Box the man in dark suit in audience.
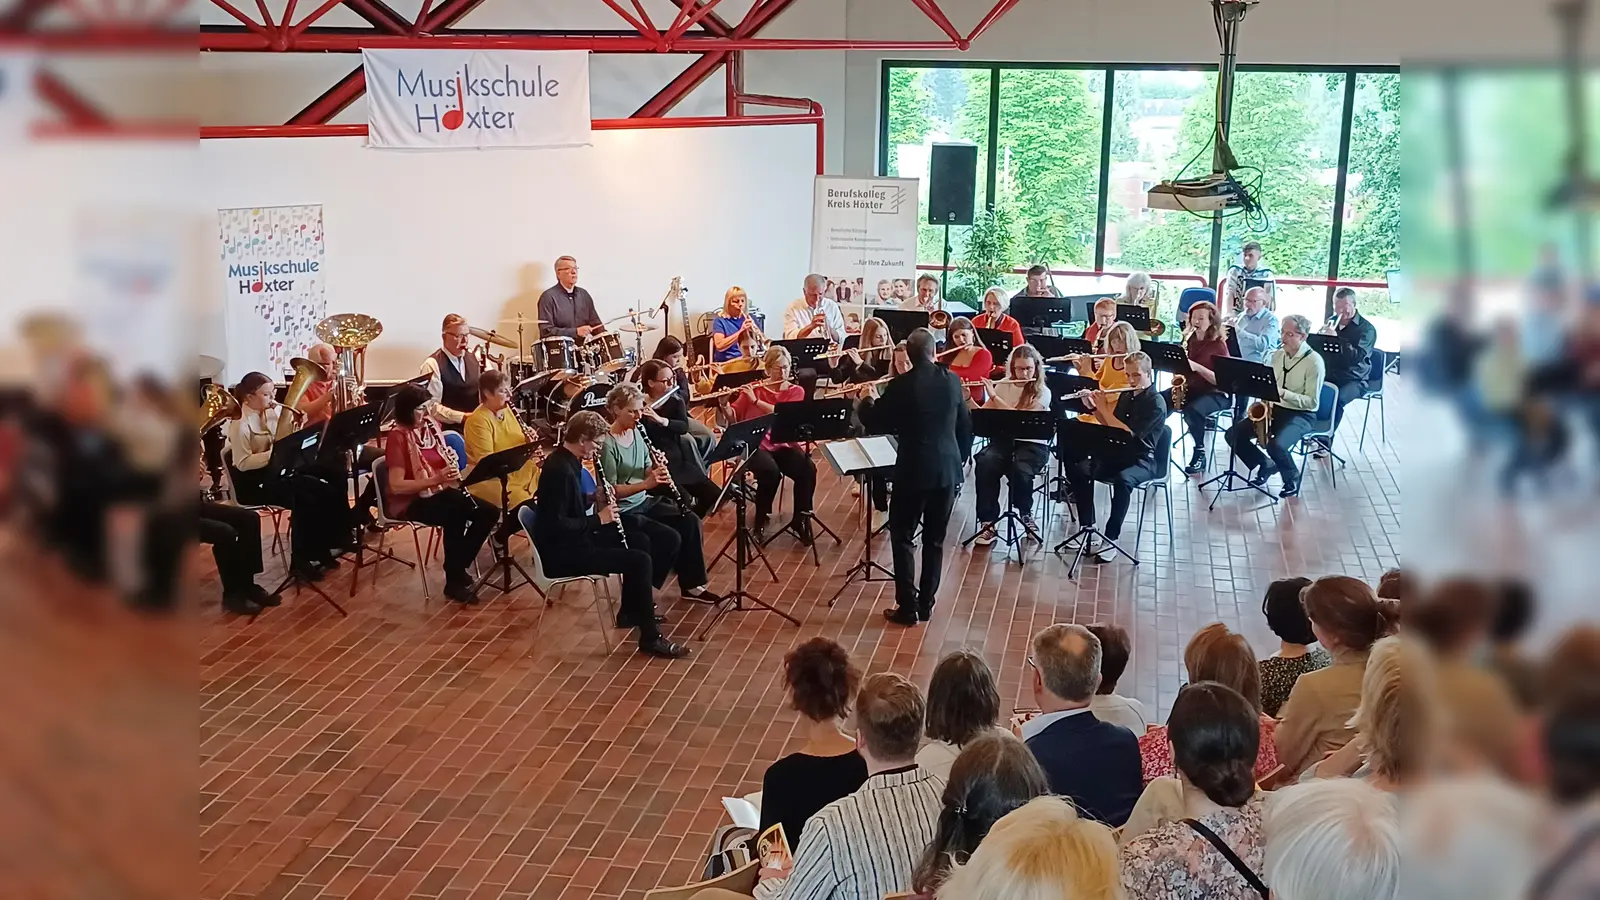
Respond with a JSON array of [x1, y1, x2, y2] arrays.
[[1021, 623, 1143, 827], [866, 327, 971, 627]]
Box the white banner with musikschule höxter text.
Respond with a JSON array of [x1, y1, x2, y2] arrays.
[[362, 49, 591, 150]]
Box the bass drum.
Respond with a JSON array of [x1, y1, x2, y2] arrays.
[[539, 376, 613, 426]]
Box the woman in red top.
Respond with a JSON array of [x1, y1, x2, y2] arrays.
[[1139, 623, 1280, 785], [721, 346, 817, 543], [974, 288, 1027, 363], [941, 316, 994, 406], [1164, 299, 1232, 475], [384, 384, 498, 604]]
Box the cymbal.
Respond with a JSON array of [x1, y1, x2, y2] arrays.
[[612, 324, 653, 334], [498, 315, 549, 326], [468, 326, 518, 349]]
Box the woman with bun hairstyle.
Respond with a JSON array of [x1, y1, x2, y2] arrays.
[[1275, 575, 1400, 779], [1121, 682, 1268, 900]]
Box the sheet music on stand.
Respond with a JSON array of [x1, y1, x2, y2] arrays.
[[822, 435, 897, 476]]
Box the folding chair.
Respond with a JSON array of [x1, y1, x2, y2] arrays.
[[369, 456, 443, 601], [1356, 347, 1388, 450], [517, 505, 620, 652], [1132, 425, 1175, 560], [1292, 383, 1345, 490]]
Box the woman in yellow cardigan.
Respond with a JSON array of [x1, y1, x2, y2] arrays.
[[463, 369, 540, 535]]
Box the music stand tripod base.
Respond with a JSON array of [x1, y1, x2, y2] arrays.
[[463, 443, 542, 599], [266, 425, 349, 616], [697, 449, 800, 640], [827, 471, 898, 607], [1052, 525, 1138, 581], [1200, 356, 1283, 510]]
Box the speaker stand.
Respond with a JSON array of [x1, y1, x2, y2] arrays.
[[939, 222, 952, 298]]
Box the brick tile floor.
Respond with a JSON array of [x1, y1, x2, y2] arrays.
[[197, 421, 1399, 900]]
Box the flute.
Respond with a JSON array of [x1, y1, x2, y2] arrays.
[[935, 345, 968, 360], [1045, 352, 1124, 363], [822, 375, 893, 399], [961, 377, 1032, 388], [694, 378, 787, 404], [1067, 386, 1140, 399]]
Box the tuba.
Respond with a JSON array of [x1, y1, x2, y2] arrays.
[[199, 383, 240, 434], [929, 309, 952, 329], [316, 313, 383, 411], [1248, 400, 1273, 446], [275, 356, 327, 440]]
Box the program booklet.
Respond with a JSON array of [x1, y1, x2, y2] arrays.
[[756, 822, 793, 870]]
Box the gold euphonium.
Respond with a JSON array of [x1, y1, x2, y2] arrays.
[[929, 309, 952, 329], [275, 356, 328, 440], [1248, 400, 1273, 446], [199, 383, 240, 434], [316, 313, 383, 411]]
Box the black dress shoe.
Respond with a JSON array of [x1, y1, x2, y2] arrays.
[[1183, 451, 1207, 476], [916, 606, 933, 622], [222, 593, 263, 616], [1279, 482, 1301, 498], [883, 608, 919, 627], [1249, 464, 1278, 487], [443, 582, 479, 605], [682, 588, 725, 605], [788, 517, 814, 545], [246, 584, 282, 607], [638, 636, 690, 659], [290, 561, 326, 582]]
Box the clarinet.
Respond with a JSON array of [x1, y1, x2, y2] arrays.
[[594, 464, 629, 548], [637, 425, 691, 507]]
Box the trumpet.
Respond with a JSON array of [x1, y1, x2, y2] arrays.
[[1248, 400, 1273, 445], [1321, 314, 1341, 334], [1143, 319, 1167, 338], [929, 309, 952, 329]]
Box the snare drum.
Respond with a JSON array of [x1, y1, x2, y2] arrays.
[[598, 344, 637, 376], [504, 355, 543, 385], [539, 376, 612, 425], [534, 336, 578, 373]]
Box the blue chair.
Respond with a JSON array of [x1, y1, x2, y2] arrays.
[[1176, 287, 1216, 324], [1292, 383, 1346, 490], [442, 429, 466, 467], [517, 504, 619, 652], [1132, 425, 1175, 562], [1356, 347, 1387, 451]]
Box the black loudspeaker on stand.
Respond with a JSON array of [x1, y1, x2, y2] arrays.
[[929, 142, 978, 297]]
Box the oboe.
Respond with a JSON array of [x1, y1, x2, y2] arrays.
[[595, 465, 629, 548], [636, 425, 690, 507]]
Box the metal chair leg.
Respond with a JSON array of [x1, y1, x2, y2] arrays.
[[411, 529, 430, 601], [1134, 488, 1150, 557], [1164, 483, 1174, 549], [1360, 399, 1373, 451]]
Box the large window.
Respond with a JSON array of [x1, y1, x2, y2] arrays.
[[880, 62, 1401, 319]]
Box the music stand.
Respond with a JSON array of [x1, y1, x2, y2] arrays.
[[962, 409, 1055, 563], [1117, 303, 1152, 332], [1050, 418, 1141, 580], [762, 399, 848, 560], [1307, 334, 1345, 364], [318, 401, 406, 581], [874, 309, 931, 342], [977, 328, 1014, 363], [1142, 340, 1191, 394], [698, 415, 800, 640], [774, 338, 833, 378], [1199, 356, 1281, 509], [462, 442, 541, 597], [1010, 296, 1075, 331], [820, 435, 900, 606], [706, 415, 778, 583], [265, 425, 347, 615]]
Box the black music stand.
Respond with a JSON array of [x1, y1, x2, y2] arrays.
[[706, 415, 779, 583], [820, 435, 900, 606], [1199, 356, 1280, 509], [1307, 334, 1346, 366], [763, 399, 848, 561], [962, 409, 1055, 563], [1142, 340, 1191, 395], [463, 442, 541, 598], [265, 425, 347, 615], [1010, 296, 1076, 331], [874, 308, 931, 342], [1051, 418, 1141, 580], [320, 401, 410, 582], [774, 338, 833, 379], [699, 415, 800, 639], [977, 327, 1014, 363], [1117, 303, 1152, 333]]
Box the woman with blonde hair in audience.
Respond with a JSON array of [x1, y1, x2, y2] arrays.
[[909, 732, 1050, 899], [1303, 635, 1440, 790], [1276, 575, 1400, 779], [756, 637, 867, 851], [1405, 578, 1522, 774], [916, 649, 1007, 781], [1121, 682, 1268, 898], [1138, 623, 1279, 785], [935, 796, 1123, 900], [1264, 779, 1400, 900]]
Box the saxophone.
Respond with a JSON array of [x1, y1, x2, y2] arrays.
[[1248, 400, 1273, 446]]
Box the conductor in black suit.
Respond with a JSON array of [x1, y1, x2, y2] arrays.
[[866, 328, 972, 626]]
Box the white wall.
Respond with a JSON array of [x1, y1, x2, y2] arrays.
[[201, 124, 816, 382]]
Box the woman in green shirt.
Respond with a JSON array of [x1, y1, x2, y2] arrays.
[[601, 383, 723, 605]]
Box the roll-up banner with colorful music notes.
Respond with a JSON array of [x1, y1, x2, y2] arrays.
[[362, 49, 592, 151], [218, 205, 326, 382]]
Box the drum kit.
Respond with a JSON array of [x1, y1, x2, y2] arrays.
[[473, 310, 655, 438]]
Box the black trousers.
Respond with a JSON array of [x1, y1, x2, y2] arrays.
[[622, 496, 709, 590], [1064, 456, 1160, 541], [198, 501, 265, 593], [233, 467, 349, 567], [975, 439, 1049, 522], [889, 483, 957, 614], [403, 488, 497, 584], [1224, 408, 1316, 484], [1330, 378, 1366, 432], [748, 446, 816, 518], [539, 531, 660, 643], [868, 472, 890, 512], [1160, 390, 1231, 450]]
